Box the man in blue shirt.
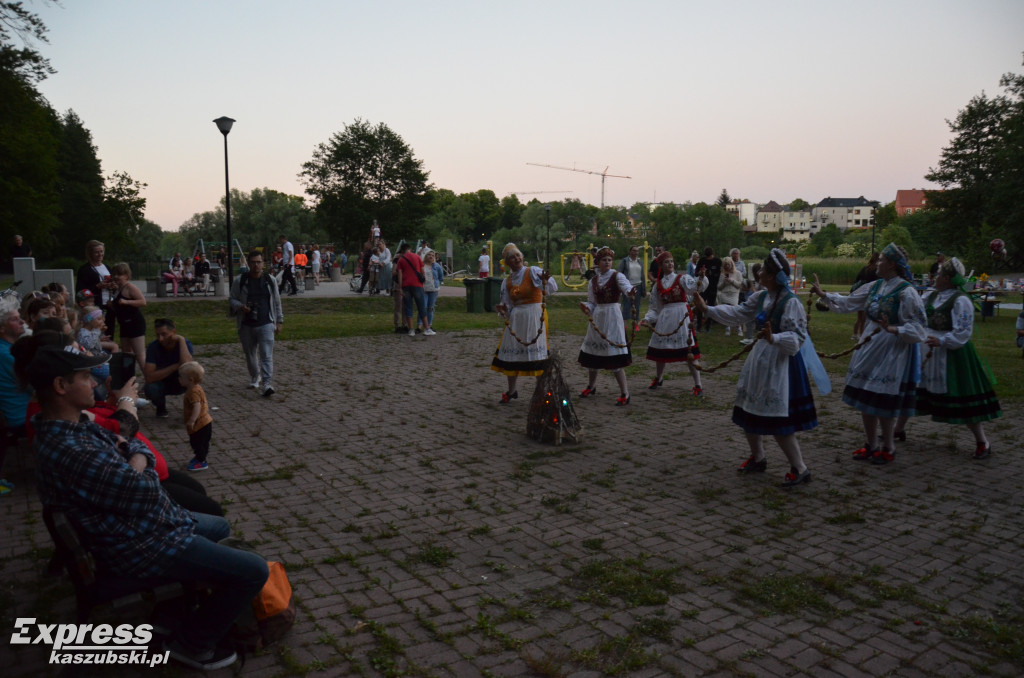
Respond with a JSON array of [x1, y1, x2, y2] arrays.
[[29, 344, 267, 670], [143, 318, 194, 418]]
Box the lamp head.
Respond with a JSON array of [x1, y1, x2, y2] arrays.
[[213, 116, 235, 135]]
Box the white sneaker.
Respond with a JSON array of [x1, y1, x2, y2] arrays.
[[740, 338, 753, 345], [408, 329, 415, 336], [423, 329, 436, 336], [249, 380, 260, 389], [725, 327, 731, 336], [134, 398, 151, 409]]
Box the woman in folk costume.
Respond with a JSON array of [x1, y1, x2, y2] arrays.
[[641, 250, 708, 396], [810, 242, 927, 465], [578, 247, 637, 405], [906, 257, 1001, 458], [491, 243, 557, 404], [692, 249, 826, 487]]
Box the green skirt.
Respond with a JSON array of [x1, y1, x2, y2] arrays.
[[916, 341, 1002, 424]]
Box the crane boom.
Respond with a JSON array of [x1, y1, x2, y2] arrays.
[[526, 162, 631, 208]]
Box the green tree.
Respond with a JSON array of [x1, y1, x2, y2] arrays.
[[788, 198, 810, 211], [55, 110, 106, 258], [925, 56, 1024, 254], [299, 118, 431, 248], [177, 188, 313, 255], [716, 188, 731, 209], [102, 170, 147, 257], [0, 1, 60, 261], [879, 224, 918, 258]]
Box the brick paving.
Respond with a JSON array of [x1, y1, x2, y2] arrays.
[[2, 298, 1022, 676]]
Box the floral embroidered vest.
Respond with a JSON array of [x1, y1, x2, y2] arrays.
[[508, 270, 542, 305], [656, 275, 688, 304], [925, 291, 965, 332], [592, 272, 623, 304], [865, 279, 911, 325]]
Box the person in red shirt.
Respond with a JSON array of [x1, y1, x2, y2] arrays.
[[394, 243, 432, 336]]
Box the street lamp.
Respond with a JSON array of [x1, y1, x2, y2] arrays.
[[213, 116, 235, 282]]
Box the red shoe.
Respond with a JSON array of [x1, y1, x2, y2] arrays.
[[737, 456, 767, 474], [852, 446, 875, 461], [500, 391, 518, 404], [692, 386, 703, 397], [580, 387, 596, 398], [648, 378, 663, 390], [972, 443, 991, 460], [615, 394, 630, 406], [870, 448, 895, 465]]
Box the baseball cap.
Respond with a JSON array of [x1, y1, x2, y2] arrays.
[[75, 289, 94, 304], [28, 345, 109, 392]]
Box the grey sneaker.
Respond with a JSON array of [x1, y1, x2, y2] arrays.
[[262, 385, 275, 397]]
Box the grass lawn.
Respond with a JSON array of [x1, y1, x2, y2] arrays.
[[150, 289, 1023, 403]]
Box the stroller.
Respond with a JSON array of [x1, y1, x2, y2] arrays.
[[349, 263, 380, 295]]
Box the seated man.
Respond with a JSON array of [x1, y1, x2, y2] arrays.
[[28, 345, 267, 670], [194, 252, 212, 293], [143, 318, 194, 418]]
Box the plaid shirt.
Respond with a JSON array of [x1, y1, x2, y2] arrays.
[[32, 414, 196, 578]]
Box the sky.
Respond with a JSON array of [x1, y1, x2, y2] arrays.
[[25, 0, 1024, 231]]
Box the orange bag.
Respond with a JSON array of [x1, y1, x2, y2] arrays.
[[253, 561, 292, 619]]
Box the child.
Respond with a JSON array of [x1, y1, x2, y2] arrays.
[[77, 306, 120, 354], [179, 361, 213, 471]]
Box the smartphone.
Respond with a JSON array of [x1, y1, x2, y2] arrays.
[[109, 353, 137, 390]]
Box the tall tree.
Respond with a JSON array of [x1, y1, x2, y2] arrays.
[[0, 0, 60, 261], [55, 110, 106, 258], [925, 56, 1024, 255], [716, 188, 731, 209], [299, 118, 431, 248]]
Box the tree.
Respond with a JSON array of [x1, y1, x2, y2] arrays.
[[788, 198, 810, 212], [0, 1, 60, 262], [177, 188, 313, 254], [716, 188, 731, 209], [102, 170, 147, 256], [874, 201, 897, 231], [54, 110, 106, 258], [299, 119, 431, 248], [925, 56, 1024, 255]]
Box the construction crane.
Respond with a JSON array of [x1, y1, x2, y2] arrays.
[[506, 190, 574, 197], [526, 163, 631, 209]]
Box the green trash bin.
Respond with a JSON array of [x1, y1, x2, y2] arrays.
[[464, 278, 485, 313], [483, 276, 503, 312]]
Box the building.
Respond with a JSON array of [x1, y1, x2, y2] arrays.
[[895, 189, 927, 216], [811, 196, 878, 231], [756, 201, 814, 241], [725, 199, 758, 227]]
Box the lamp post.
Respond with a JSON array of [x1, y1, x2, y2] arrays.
[[213, 116, 236, 282], [544, 204, 551, 273]]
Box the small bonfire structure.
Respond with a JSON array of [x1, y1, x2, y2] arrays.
[[527, 354, 582, 445]]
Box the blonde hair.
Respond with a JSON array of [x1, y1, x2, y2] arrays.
[[110, 262, 132, 278], [179, 361, 204, 384]]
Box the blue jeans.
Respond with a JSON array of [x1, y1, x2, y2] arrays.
[[145, 378, 185, 414], [424, 291, 438, 325], [160, 513, 269, 654], [402, 286, 426, 323], [238, 323, 275, 387], [621, 294, 643, 325]]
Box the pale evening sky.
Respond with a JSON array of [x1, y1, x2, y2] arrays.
[[28, 0, 1024, 231]]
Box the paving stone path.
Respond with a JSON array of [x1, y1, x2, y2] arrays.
[[2, 328, 1021, 677]]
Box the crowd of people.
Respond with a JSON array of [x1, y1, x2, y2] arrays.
[[0, 229, 1011, 671]]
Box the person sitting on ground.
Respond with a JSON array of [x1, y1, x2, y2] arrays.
[[143, 318, 194, 418], [27, 343, 266, 671], [26, 297, 57, 331]]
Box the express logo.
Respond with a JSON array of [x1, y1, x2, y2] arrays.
[[11, 618, 168, 667]]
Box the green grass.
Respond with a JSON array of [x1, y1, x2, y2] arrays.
[[91, 288, 1024, 403]]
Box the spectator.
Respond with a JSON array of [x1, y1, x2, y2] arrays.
[[717, 257, 744, 336], [395, 243, 431, 336], [77, 306, 119, 355], [10, 234, 31, 259], [356, 242, 373, 293], [618, 245, 646, 329], [229, 250, 282, 397], [421, 249, 443, 332], [0, 298, 29, 495], [697, 247, 723, 332], [163, 254, 184, 297], [143, 318, 194, 418], [338, 248, 348, 275], [478, 246, 491, 278], [109, 262, 148, 370], [75, 240, 117, 334], [278, 235, 297, 296], [729, 248, 748, 304], [26, 297, 57, 330], [311, 244, 322, 285], [181, 258, 196, 294], [647, 246, 665, 285], [294, 246, 308, 290], [376, 239, 393, 294], [27, 344, 267, 670], [371, 220, 381, 241], [686, 250, 700, 277], [195, 252, 212, 293], [271, 244, 283, 272], [929, 251, 947, 281]]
